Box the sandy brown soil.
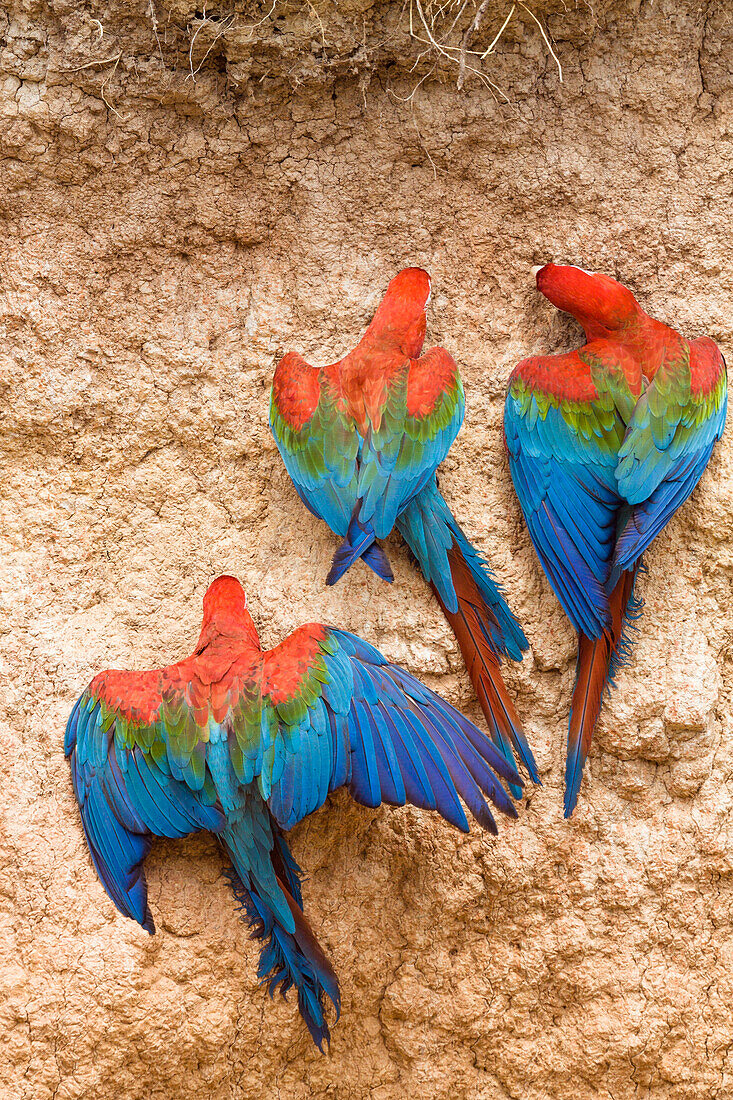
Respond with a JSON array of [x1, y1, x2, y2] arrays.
[[1, 0, 732, 1096]]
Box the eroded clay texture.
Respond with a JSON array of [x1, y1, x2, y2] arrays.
[[1, 0, 732, 1096]]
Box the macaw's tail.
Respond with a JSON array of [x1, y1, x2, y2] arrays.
[[326, 501, 393, 586], [396, 478, 538, 796], [565, 565, 643, 818], [224, 823, 340, 1051]]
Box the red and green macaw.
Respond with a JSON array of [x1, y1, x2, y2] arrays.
[[65, 575, 523, 1050], [270, 268, 539, 795], [504, 263, 727, 817]]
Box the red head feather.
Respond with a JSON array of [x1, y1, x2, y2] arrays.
[[197, 575, 260, 649], [364, 267, 431, 357], [536, 263, 644, 341]]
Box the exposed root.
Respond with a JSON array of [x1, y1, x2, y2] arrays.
[[53, 0, 564, 100], [56, 49, 127, 119], [147, 0, 166, 71], [404, 0, 563, 94], [58, 52, 122, 73], [304, 0, 327, 49], [411, 105, 439, 178], [518, 1, 563, 81], [100, 52, 126, 119], [457, 0, 492, 90], [188, 5, 238, 82], [243, 0, 278, 36]]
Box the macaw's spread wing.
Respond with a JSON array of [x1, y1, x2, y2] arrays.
[[504, 350, 630, 640], [270, 351, 359, 537], [614, 337, 727, 573], [357, 347, 465, 538], [64, 667, 226, 932], [261, 624, 520, 835]]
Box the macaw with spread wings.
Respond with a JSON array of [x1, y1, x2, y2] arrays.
[[65, 576, 524, 1049], [270, 268, 539, 794], [504, 263, 727, 816]]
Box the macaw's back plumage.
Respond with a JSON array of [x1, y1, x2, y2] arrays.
[[270, 269, 539, 791], [65, 575, 524, 1049], [505, 263, 727, 816]]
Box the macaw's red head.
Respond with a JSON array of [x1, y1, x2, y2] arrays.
[[535, 263, 644, 341], [366, 267, 432, 357], [198, 575, 260, 648]]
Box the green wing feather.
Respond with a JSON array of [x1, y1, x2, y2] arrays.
[[613, 337, 727, 574], [616, 339, 726, 503], [270, 378, 359, 537], [360, 350, 465, 538]]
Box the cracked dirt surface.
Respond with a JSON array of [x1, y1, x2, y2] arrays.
[[1, 0, 733, 1096]]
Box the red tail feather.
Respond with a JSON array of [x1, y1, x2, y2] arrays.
[[431, 544, 538, 785], [565, 568, 639, 816]]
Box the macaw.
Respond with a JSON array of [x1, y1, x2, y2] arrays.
[[270, 268, 539, 795], [65, 575, 524, 1050], [504, 263, 727, 817]]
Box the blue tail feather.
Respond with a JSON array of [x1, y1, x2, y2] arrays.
[[396, 478, 528, 661], [396, 477, 538, 786], [326, 501, 393, 585], [224, 832, 340, 1052]]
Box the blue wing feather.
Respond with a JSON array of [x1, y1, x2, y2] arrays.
[[504, 390, 622, 639], [264, 628, 520, 834], [612, 378, 726, 577], [368, 707, 408, 805], [65, 686, 226, 933]]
